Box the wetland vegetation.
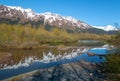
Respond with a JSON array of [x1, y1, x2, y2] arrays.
[[0, 23, 111, 49]]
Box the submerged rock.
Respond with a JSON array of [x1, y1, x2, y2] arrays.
[[19, 60, 106, 81]]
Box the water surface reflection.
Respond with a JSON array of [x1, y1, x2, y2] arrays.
[[0, 40, 113, 80]]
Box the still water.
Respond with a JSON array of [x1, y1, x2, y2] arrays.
[[0, 41, 113, 80]]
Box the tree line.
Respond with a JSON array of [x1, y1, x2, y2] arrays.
[[0, 23, 111, 48]]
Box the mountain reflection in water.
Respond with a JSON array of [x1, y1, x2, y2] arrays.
[[1, 47, 89, 70], [0, 44, 114, 80]]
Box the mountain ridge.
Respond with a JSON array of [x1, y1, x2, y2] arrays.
[[0, 5, 118, 34], [93, 25, 117, 31], [0, 5, 91, 29]]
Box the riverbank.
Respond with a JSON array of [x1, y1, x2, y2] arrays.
[[4, 60, 106, 81]]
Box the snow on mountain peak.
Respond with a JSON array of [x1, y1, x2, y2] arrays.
[[7, 5, 36, 19], [7, 6, 30, 12], [40, 12, 79, 22], [40, 12, 62, 22], [63, 16, 78, 23], [93, 25, 118, 31], [39, 12, 90, 28], [7, 6, 23, 10], [0, 5, 91, 29]]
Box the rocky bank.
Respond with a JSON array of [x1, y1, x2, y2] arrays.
[[15, 60, 106, 81]]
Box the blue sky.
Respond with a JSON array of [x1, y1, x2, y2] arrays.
[[0, 0, 120, 26]]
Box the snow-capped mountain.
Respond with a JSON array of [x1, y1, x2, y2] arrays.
[[0, 5, 91, 30], [40, 12, 90, 29], [93, 25, 118, 31], [7, 6, 36, 19], [0, 5, 118, 34]]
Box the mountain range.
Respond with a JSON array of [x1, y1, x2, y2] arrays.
[[0, 5, 118, 34]]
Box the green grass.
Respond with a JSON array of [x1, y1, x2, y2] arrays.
[[103, 51, 120, 80]]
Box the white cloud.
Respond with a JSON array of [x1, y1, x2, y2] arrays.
[[93, 25, 118, 31]]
